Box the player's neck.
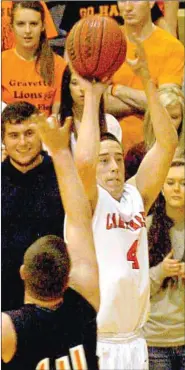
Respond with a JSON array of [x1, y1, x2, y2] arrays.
[[125, 22, 154, 42], [166, 204, 185, 224], [24, 291, 64, 310], [15, 46, 37, 61]]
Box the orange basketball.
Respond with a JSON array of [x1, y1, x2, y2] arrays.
[[66, 15, 127, 80]]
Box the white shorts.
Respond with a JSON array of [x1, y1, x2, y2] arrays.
[[97, 337, 148, 370]]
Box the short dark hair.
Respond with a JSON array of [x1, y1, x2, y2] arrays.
[[100, 131, 123, 150], [23, 235, 71, 300], [1, 101, 39, 140]]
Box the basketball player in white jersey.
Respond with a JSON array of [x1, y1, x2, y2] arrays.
[[71, 36, 178, 369]]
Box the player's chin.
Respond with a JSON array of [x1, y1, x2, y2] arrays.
[[107, 186, 123, 201], [112, 191, 122, 201]]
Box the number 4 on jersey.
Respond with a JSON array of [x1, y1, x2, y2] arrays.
[[127, 239, 139, 269]]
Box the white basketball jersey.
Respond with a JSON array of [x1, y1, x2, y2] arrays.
[[93, 184, 150, 337]]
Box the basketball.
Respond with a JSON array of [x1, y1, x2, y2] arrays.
[[66, 15, 127, 80]]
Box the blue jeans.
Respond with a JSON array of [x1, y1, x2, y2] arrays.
[[148, 345, 185, 370]]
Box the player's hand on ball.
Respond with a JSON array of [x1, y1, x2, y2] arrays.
[[69, 65, 110, 100], [66, 15, 126, 81], [161, 250, 181, 278], [126, 33, 150, 80], [34, 113, 72, 155]]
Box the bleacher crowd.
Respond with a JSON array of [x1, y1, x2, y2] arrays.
[[1, 2, 185, 370]]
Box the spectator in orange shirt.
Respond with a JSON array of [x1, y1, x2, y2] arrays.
[[1, 1, 58, 51], [2, 1, 66, 117], [104, 1, 184, 154]]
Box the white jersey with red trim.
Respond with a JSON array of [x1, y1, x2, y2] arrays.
[[93, 184, 150, 338]]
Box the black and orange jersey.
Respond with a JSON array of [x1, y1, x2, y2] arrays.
[[3, 288, 98, 370]]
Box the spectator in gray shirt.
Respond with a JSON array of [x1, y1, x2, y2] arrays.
[[142, 158, 185, 370]]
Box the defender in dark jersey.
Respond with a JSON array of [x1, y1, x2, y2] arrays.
[[2, 116, 100, 370]]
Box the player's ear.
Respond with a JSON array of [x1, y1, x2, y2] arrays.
[[20, 265, 26, 281], [149, 1, 155, 9]]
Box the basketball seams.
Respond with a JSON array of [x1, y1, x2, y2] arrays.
[[79, 18, 89, 76], [97, 17, 113, 78], [95, 17, 126, 79], [102, 31, 126, 79], [67, 19, 87, 76], [66, 15, 127, 80], [90, 17, 105, 77], [66, 24, 76, 62]]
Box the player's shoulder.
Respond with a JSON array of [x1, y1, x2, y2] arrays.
[[123, 182, 141, 198], [64, 288, 97, 319], [5, 305, 37, 330], [121, 183, 145, 213], [6, 304, 37, 317], [63, 289, 97, 332]]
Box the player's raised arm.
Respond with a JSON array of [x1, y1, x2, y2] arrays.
[[74, 76, 108, 211], [126, 36, 178, 214], [37, 115, 99, 310]]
